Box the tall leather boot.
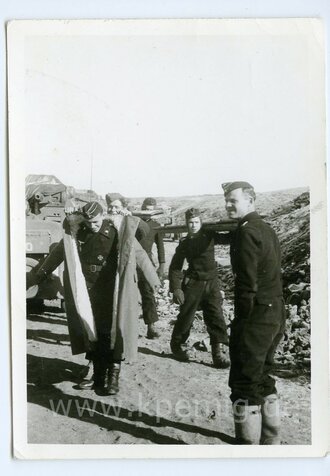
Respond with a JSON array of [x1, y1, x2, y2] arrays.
[[260, 393, 281, 445], [105, 363, 121, 395], [233, 404, 262, 444], [77, 360, 93, 388], [78, 358, 105, 390]]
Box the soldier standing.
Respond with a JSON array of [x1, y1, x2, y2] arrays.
[[137, 197, 166, 339], [222, 181, 286, 445], [169, 208, 230, 368], [105, 192, 150, 242], [26, 201, 159, 395]]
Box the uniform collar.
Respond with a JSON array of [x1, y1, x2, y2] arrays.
[[187, 229, 203, 239], [238, 211, 260, 226], [98, 219, 114, 238]]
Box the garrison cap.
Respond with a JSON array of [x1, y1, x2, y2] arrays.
[[222, 181, 254, 195], [105, 192, 127, 207], [142, 197, 157, 209], [82, 201, 103, 219], [185, 207, 201, 220]]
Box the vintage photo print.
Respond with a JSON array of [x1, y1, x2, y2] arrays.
[[8, 19, 328, 458]]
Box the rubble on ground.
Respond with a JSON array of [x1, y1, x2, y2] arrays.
[[268, 192, 310, 369], [153, 191, 310, 372]]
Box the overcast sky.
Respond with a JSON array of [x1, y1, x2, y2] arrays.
[[22, 20, 324, 198]]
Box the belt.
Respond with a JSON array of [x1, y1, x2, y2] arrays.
[[84, 264, 104, 273]]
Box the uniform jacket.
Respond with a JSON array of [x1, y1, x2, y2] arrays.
[[169, 229, 228, 291], [230, 211, 283, 315], [139, 218, 166, 264]]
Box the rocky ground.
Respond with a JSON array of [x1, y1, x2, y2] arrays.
[[27, 294, 310, 445], [26, 188, 311, 445], [214, 191, 311, 372]]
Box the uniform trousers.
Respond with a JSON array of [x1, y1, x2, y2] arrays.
[[171, 277, 229, 346], [229, 296, 286, 405], [137, 267, 158, 324], [85, 284, 121, 383]]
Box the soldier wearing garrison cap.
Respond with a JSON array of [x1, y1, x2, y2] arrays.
[[185, 207, 201, 219], [105, 192, 129, 211], [135, 196, 166, 339], [26, 201, 119, 393], [221, 181, 285, 445], [142, 197, 157, 208], [26, 200, 160, 396], [221, 181, 255, 196], [105, 192, 149, 242], [81, 200, 103, 219], [168, 207, 230, 367]]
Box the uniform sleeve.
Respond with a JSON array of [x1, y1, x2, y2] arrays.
[[134, 239, 161, 288], [104, 225, 118, 249], [135, 218, 150, 242], [169, 241, 186, 292], [105, 227, 118, 267], [154, 230, 166, 264], [38, 239, 65, 276], [235, 226, 261, 297]]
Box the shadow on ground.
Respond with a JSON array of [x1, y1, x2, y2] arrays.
[[27, 353, 235, 445]]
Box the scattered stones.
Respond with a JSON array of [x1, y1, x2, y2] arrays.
[[153, 191, 310, 372]]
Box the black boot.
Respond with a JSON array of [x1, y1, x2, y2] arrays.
[[170, 340, 192, 362], [105, 363, 121, 395], [77, 360, 94, 389], [78, 359, 106, 390], [211, 342, 230, 369]]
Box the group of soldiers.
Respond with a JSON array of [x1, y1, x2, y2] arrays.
[[26, 181, 285, 446]]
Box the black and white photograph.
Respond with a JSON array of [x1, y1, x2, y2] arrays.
[[8, 18, 328, 458]]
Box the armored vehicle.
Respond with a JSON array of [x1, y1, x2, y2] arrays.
[[25, 174, 100, 304]]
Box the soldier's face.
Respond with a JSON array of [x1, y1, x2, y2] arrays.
[[108, 199, 124, 215], [85, 214, 103, 233], [144, 205, 155, 211], [187, 217, 202, 235], [225, 188, 252, 219]]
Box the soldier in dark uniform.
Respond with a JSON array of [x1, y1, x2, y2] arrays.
[[138, 197, 166, 339], [26, 201, 121, 395], [105, 192, 150, 242], [222, 181, 286, 445], [169, 208, 230, 368]]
